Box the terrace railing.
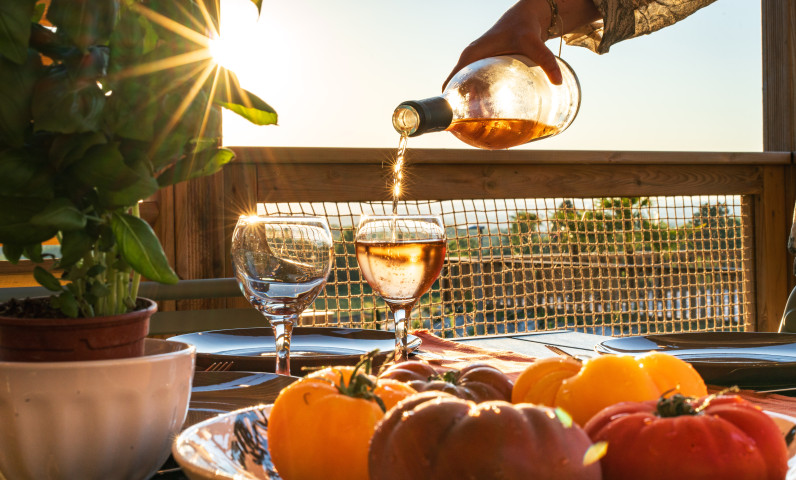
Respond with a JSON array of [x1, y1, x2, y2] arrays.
[[145, 147, 793, 337], [1, 147, 792, 336]]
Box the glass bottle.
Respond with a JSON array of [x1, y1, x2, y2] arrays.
[[392, 55, 580, 150]]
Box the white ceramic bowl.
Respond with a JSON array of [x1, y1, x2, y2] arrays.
[[0, 338, 195, 480]]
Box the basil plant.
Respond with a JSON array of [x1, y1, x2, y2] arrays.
[[0, 0, 276, 317]]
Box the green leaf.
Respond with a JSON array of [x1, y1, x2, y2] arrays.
[[104, 80, 158, 141], [100, 175, 158, 208], [34, 265, 63, 291], [2, 243, 23, 263], [49, 132, 108, 169], [47, 0, 119, 49], [30, 198, 87, 231], [110, 212, 178, 284], [31, 3, 45, 22], [68, 142, 139, 191], [215, 88, 278, 126], [214, 69, 277, 126], [157, 147, 235, 186], [32, 65, 106, 133], [86, 264, 105, 277], [0, 0, 36, 65], [0, 196, 57, 244], [0, 51, 41, 147], [97, 149, 158, 208], [56, 290, 78, 317], [249, 0, 263, 14], [0, 147, 53, 197], [24, 243, 43, 263], [90, 280, 110, 298], [58, 229, 92, 268]]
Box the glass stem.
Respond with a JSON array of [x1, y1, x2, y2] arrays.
[[271, 316, 295, 376], [393, 308, 409, 362]]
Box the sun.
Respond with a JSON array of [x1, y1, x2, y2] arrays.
[[208, 0, 261, 74]]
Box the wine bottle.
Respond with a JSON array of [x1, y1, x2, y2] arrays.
[[392, 55, 580, 150]]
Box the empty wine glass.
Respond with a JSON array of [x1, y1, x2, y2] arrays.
[[355, 214, 446, 362], [231, 215, 333, 376]]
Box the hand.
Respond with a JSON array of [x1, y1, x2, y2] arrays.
[[443, 0, 562, 89]]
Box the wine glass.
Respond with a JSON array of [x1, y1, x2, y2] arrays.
[[231, 215, 333, 376], [355, 214, 446, 362]]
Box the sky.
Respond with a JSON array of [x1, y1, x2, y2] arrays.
[[214, 0, 762, 152]]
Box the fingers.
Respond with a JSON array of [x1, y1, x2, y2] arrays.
[[533, 43, 563, 85], [443, 39, 563, 90]]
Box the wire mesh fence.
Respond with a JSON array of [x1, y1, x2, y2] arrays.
[[258, 194, 751, 338]]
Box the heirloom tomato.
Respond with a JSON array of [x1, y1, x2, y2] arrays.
[[369, 391, 602, 480], [267, 362, 415, 480], [379, 360, 513, 402], [584, 394, 789, 480], [513, 352, 707, 426]]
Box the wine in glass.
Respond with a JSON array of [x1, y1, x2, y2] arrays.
[[355, 214, 446, 362], [231, 215, 333, 376]]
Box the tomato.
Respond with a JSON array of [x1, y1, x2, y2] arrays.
[[369, 391, 601, 480], [267, 362, 415, 480], [584, 394, 789, 480], [379, 360, 513, 402], [512, 356, 582, 405], [513, 352, 707, 426]]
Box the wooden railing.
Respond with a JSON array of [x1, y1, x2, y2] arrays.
[[152, 147, 793, 333], [1, 147, 792, 333]]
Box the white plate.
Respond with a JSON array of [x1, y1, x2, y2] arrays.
[[173, 404, 796, 480]]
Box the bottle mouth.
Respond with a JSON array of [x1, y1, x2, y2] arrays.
[[392, 105, 420, 135], [392, 98, 453, 137]]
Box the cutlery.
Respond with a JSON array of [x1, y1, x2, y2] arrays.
[[203, 361, 234, 372], [544, 344, 583, 361]]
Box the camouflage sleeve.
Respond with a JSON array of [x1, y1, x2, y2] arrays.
[[563, 0, 718, 54]]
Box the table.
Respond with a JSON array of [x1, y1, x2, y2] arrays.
[[153, 328, 796, 479], [458, 329, 608, 359]]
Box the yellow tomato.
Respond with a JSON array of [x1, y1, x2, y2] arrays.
[[512, 352, 707, 427], [512, 356, 582, 406]]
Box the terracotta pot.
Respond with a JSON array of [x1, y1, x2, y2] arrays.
[[0, 298, 156, 362]]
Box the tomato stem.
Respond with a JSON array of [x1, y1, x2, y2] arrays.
[[334, 350, 388, 412]]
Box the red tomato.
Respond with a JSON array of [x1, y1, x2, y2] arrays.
[[583, 394, 789, 480]]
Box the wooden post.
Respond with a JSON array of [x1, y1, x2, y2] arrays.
[[762, 0, 796, 325]]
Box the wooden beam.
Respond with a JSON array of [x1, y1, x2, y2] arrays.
[[233, 146, 790, 166], [252, 162, 767, 203]]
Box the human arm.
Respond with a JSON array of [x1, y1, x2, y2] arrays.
[[443, 0, 601, 88], [444, 0, 719, 88]]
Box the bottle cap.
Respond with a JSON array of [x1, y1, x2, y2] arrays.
[[393, 97, 453, 137]]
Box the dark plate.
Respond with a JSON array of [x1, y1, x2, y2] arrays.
[[173, 327, 419, 375], [185, 371, 298, 429], [595, 332, 796, 388]]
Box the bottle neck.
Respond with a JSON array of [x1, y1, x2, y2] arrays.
[[392, 96, 453, 137]]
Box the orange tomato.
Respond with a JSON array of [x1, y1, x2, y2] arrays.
[[267, 364, 415, 480], [512, 356, 581, 406], [512, 352, 707, 426]]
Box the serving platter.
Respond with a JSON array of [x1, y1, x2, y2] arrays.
[[595, 332, 796, 388], [172, 327, 420, 374], [173, 403, 796, 480]]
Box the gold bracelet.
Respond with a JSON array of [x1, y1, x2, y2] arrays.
[[545, 0, 563, 38]]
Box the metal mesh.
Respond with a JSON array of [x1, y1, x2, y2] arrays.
[[258, 195, 751, 338]]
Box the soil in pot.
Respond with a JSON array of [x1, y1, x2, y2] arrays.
[[0, 298, 156, 362]]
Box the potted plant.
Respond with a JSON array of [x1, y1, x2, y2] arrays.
[[0, 0, 275, 361]]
